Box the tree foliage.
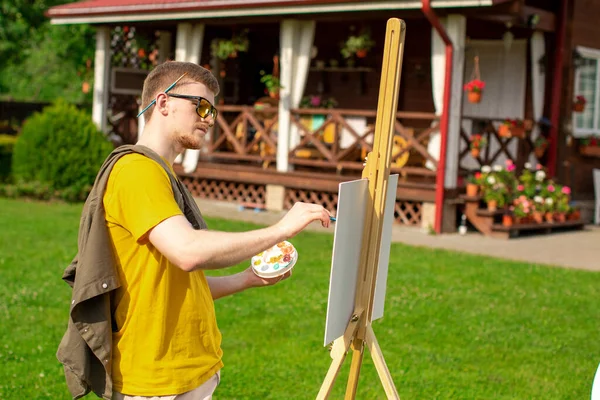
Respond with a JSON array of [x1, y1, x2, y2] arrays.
[[0, 1, 96, 103]]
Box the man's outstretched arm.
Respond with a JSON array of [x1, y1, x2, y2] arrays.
[[148, 202, 331, 272]]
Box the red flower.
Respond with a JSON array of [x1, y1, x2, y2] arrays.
[[463, 79, 486, 93]]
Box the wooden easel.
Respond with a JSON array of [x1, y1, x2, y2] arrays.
[[317, 18, 406, 400]]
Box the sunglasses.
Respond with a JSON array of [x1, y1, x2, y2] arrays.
[[167, 94, 218, 121]]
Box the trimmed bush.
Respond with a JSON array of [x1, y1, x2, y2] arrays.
[[0, 134, 17, 182], [11, 99, 113, 199]]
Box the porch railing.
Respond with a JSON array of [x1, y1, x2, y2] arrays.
[[288, 108, 439, 178], [200, 105, 440, 178], [205, 105, 279, 168], [460, 115, 541, 174]]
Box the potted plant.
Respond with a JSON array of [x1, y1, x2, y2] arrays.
[[511, 201, 530, 224], [469, 134, 487, 158], [502, 211, 514, 227], [466, 172, 482, 197], [463, 79, 486, 104], [211, 30, 249, 60], [579, 135, 600, 157], [573, 95, 586, 113], [260, 71, 282, 99], [533, 136, 549, 159], [340, 30, 375, 60], [498, 118, 526, 139]]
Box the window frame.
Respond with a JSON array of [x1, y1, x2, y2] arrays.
[[573, 46, 600, 137]]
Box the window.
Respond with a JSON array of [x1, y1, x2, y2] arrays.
[[573, 46, 600, 137]]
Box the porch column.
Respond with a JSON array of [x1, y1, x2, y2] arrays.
[[529, 31, 546, 165], [181, 24, 206, 173], [277, 20, 295, 173], [289, 21, 316, 150], [175, 23, 192, 63], [139, 31, 173, 139], [428, 15, 465, 189], [445, 15, 466, 189], [92, 26, 111, 133], [277, 20, 316, 172], [173, 23, 191, 164]]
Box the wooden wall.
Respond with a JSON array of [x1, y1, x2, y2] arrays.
[[303, 18, 435, 115], [561, 0, 600, 199]]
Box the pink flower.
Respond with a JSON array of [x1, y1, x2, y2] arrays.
[[507, 164, 516, 172], [517, 185, 524, 191], [547, 185, 555, 192], [536, 164, 543, 170], [505, 159, 513, 166], [310, 96, 321, 107], [562, 186, 571, 195]]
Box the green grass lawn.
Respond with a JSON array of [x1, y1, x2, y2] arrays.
[[1, 197, 599, 399]]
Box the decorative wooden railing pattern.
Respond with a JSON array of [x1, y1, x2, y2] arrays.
[[459, 116, 541, 173], [289, 108, 440, 177], [203, 105, 279, 168]]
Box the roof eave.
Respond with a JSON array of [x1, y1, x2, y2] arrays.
[[48, 0, 495, 25]]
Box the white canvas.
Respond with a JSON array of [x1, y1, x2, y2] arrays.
[[324, 175, 398, 345]]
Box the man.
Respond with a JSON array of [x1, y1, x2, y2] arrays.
[[105, 61, 332, 398]]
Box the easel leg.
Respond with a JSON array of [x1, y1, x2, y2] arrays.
[[366, 326, 400, 399], [345, 338, 365, 399], [317, 342, 348, 400]]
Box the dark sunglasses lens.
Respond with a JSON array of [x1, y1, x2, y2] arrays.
[[197, 99, 216, 119]]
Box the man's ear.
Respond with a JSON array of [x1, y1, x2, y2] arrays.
[[155, 93, 169, 116]]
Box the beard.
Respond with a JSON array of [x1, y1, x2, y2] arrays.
[[175, 130, 203, 150]]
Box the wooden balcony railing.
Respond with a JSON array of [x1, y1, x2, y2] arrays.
[[204, 105, 279, 168], [460, 116, 541, 173], [198, 105, 441, 179], [289, 108, 439, 177]]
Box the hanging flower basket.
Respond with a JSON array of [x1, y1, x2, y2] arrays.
[[573, 95, 586, 113], [464, 56, 485, 104], [464, 79, 485, 103]]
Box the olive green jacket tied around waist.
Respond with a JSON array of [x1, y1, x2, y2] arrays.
[[56, 145, 207, 399]]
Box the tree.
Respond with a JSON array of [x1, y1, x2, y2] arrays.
[[0, 1, 95, 104]]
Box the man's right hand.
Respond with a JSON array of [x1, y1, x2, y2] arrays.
[[275, 202, 332, 239]]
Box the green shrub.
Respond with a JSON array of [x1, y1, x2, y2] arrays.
[[11, 99, 113, 198], [0, 134, 17, 182]]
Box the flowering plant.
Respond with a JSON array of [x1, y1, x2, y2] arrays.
[[463, 79, 486, 93], [575, 95, 586, 106], [467, 171, 483, 185], [501, 118, 525, 128], [469, 134, 487, 151], [299, 94, 338, 109], [534, 136, 549, 150], [580, 136, 600, 147]]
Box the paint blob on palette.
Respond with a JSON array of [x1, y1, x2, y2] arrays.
[[251, 241, 298, 279]]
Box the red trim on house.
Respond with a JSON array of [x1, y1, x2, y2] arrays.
[[422, 0, 452, 234], [547, 0, 568, 177], [46, 0, 363, 17]]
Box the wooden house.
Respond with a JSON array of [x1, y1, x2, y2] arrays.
[[46, 0, 598, 233]]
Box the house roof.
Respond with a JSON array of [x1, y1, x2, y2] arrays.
[[47, 0, 500, 24]]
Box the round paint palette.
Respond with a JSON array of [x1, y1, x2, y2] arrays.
[[251, 241, 298, 279]]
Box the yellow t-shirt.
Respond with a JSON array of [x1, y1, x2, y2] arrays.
[[103, 153, 223, 396]]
